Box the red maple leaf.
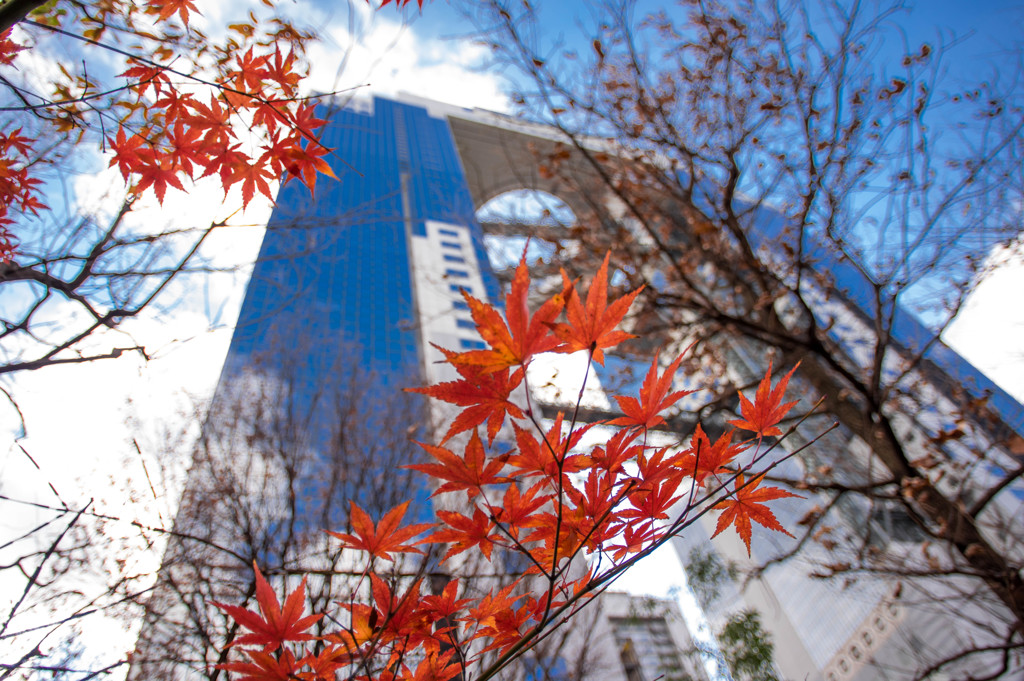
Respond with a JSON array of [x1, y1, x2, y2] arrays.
[[252, 99, 292, 136], [280, 140, 336, 196], [606, 520, 661, 562], [463, 581, 525, 633], [729, 361, 800, 438], [561, 469, 617, 548], [377, 0, 426, 9], [407, 346, 524, 445], [418, 579, 473, 624], [491, 481, 551, 540], [229, 48, 270, 100], [188, 95, 234, 148], [226, 159, 275, 208], [120, 60, 171, 97], [213, 563, 322, 651], [153, 88, 196, 125], [407, 429, 509, 499], [289, 101, 329, 139], [587, 427, 641, 476], [549, 252, 642, 364], [327, 501, 433, 561], [265, 48, 301, 95], [711, 474, 801, 556], [0, 29, 25, 66], [147, 0, 201, 25], [107, 127, 151, 181], [216, 648, 299, 681], [452, 250, 565, 373], [166, 122, 204, 177], [199, 143, 248, 190], [133, 157, 185, 204], [367, 575, 432, 646], [608, 350, 695, 430], [406, 651, 461, 681], [621, 477, 683, 523], [507, 413, 594, 479], [677, 424, 748, 487], [427, 507, 503, 562]]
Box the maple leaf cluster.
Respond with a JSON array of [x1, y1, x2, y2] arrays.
[[216, 252, 809, 681], [0, 128, 45, 261], [0, 0, 419, 262]]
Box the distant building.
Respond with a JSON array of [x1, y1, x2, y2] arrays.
[[600, 592, 710, 681]]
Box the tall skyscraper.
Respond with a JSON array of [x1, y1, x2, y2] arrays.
[[134, 92, 1024, 681], [132, 93, 701, 680]]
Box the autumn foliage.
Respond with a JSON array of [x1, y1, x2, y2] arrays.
[[0, 0, 421, 261], [215, 253, 809, 681]]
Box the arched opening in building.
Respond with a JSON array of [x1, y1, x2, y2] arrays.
[[475, 188, 576, 272]]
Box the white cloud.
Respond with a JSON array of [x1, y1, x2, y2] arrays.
[[302, 9, 508, 111], [944, 238, 1024, 404]]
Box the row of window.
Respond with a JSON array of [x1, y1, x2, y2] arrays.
[[435, 226, 482, 350]]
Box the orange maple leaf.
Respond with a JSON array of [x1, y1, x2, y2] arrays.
[[327, 501, 433, 560], [133, 157, 185, 204], [464, 581, 525, 633], [300, 645, 355, 679], [147, 0, 201, 25], [407, 346, 524, 445], [107, 127, 151, 182], [418, 579, 473, 623], [608, 350, 695, 430], [453, 251, 565, 373], [729, 361, 800, 438], [676, 424, 748, 487], [216, 648, 299, 681], [587, 427, 641, 476], [280, 140, 336, 197], [711, 474, 801, 556], [0, 29, 25, 66], [329, 602, 380, 653], [407, 429, 509, 499], [491, 481, 550, 540], [227, 160, 275, 208], [427, 507, 503, 562], [213, 563, 322, 652], [549, 252, 642, 364], [120, 60, 171, 97], [507, 413, 594, 479]]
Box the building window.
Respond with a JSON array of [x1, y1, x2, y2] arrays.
[[439, 228, 460, 237], [443, 254, 466, 264], [449, 283, 470, 294], [453, 300, 470, 310], [459, 339, 486, 350], [456, 318, 476, 330], [441, 241, 461, 250], [445, 268, 469, 279]]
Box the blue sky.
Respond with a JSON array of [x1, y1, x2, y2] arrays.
[[405, 0, 1024, 107]]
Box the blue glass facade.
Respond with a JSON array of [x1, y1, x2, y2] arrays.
[[226, 97, 498, 388], [214, 96, 502, 523]]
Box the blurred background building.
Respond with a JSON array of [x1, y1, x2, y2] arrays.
[[135, 92, 1024, 681]]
